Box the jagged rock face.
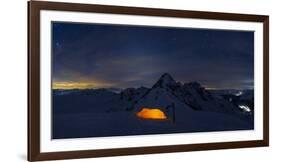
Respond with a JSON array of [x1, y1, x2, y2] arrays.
[[120, 87, 149, 111], [121, 73, 241, 115], [120, 88, 136, 102], [179, 83, 238, 113], [120, 87, 149, 101]]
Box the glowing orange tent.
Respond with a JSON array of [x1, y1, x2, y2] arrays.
[[136, 108, 167, 120]]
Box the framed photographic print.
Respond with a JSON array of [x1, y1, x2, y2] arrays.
[[28, 1, 269, 161]]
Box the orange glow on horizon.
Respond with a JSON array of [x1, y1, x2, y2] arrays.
[[52, 81, 114, 89], [136, 108, 167, 120]]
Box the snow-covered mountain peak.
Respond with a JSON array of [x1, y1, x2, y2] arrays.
[[152, 73, 177, 88]]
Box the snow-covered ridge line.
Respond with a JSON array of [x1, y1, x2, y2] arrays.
[[53, 73, 253, 116]]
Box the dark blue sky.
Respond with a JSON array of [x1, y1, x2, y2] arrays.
[[52, 22, 254, 90]]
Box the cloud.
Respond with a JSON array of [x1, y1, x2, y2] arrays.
[[52, 22, 254, 89]]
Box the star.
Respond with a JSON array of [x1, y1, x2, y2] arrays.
[[55, 42, 61, 48]]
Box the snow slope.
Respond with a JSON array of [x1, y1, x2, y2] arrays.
[[52, 73, 254, 139]]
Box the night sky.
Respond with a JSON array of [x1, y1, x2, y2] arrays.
[[52, 22, 254, 90]]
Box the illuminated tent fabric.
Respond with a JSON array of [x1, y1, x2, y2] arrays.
[[136, 108, 167, 120]]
